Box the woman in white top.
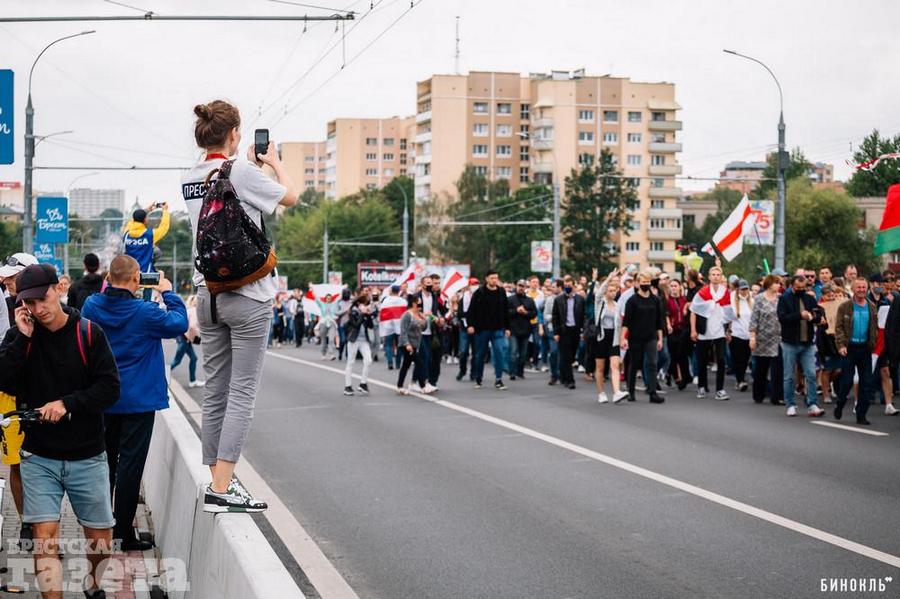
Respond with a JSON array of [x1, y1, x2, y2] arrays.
[[728, 279, 754, 392], [182, 100, 298, 513], [592, 271, 627, 404]]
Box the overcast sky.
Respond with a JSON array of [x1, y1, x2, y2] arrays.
[[1, 0, 898, 211]]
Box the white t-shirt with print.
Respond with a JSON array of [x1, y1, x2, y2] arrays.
[[181, 157, 286, 303]]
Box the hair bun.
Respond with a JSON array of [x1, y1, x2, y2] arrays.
[[194, 104, 211, 120]]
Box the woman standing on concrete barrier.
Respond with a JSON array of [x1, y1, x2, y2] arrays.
[[182, 100, 299, 513]]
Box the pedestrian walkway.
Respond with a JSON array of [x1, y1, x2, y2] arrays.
[[0, 464, 164, 598]]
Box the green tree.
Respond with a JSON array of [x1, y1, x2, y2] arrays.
[[756, 147, 812, 198], [381, 176, 414, 231], [561, 150, 637, 275], [0, 221, 22, 261], [845, 129, 900, 197]]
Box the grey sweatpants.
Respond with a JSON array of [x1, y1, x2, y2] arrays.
[[197, 286, 272, 465]]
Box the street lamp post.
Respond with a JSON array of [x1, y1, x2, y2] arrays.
[[723, 49, 786, 271], [396, 182, 409, 266], [517, 131, 561, 278], [23, 30, 95, 254]]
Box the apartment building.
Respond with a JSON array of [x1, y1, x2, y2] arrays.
[[718, 158, 834, 193], [324, 116, 416, 199], [414, 69, 683, 271], [280, 141, 327, 193]]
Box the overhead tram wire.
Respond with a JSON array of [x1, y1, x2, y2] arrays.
[[273, 0, 424, 127], [52, 138, 193, 161]]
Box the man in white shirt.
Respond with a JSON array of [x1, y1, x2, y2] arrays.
[[690, 266, 731, 400]]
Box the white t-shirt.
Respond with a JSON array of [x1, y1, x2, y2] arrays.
[[181, 157, 286, 303]]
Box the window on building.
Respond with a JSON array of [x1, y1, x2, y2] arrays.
[[650, 242, 665, 251], [627, 154, 641, 166], [651, 155, 666, 166], [400, 168, 407, 176], [651, 200, 665, 209], [496, 145, 512, 157], [578, 109, 595, 122], [383, 138, 395, 146], [474, 166, 488, 176], [305, 168, 315, 174], [603, 132, 618, 144], [365, 153, 377, 161], [579, 153, 594, 166], [627, 177, 640, 188], [472, 144, 489, 157], [684, 214, 695, 226], [629, 220, 641, 232], [497, 124, 513, 137], [365, 168, 378, 176], [578, 131, 594, 145], [366, 183, 377, 190], [650, 218, 665, 229], [651, 111, 666, 122], [384, 168, 394, 177], [305, 180, 315, 187], [610, 153, 619, 165], [473, 123, 489, 136], [603, 110, 618, 122], [651, 132, 666, 143], [520, 147, 529, 161], [627, 111, 642, 123], [399, 153, 407, 165], [383, 153, 394, 161], [519, 166, 529, 182], [400, 138, 407, 150], [497, 102, 512, 114], [520, 104, 530, 119], [520, 124, 530, 136], [497, 166, 512, 179], [651, 177, 665, 188], [474, 102, 488, 113], [365, 137, 378, 146], [625, 242, 640, 252], [627, 133, 642, 143], [305, 156, 315, 162]]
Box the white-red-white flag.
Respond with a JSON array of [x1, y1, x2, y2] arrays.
[[440, 268, 467, 300], [705, 193, 757, 261], [378, 294, 408, 336]]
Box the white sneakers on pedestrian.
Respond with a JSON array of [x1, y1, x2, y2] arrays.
[[598, 392, 609, 404], [696, 388, 707, 399], [715, 390, 730, 401], [885, 404, 899, 416], [786, 405, 797, 417], [577, 365, 586, 373], [423, 383, 437, 394], [612, 390, 629, 403], [189, 380, 206, 388], [807, 405, 825, 417]]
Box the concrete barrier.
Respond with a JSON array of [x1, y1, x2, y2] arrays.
[[143, 402, 305, 599]]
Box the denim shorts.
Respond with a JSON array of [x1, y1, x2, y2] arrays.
[[19, 450, 115, 529]]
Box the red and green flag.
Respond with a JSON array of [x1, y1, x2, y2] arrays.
[[875, 184, 900, 256]]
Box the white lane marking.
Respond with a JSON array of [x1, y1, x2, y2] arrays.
[[267, 350, 900, 570], [169, 379, 360, 599], [812, 420, 889, 437]]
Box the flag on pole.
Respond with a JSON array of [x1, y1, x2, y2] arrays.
[[874, 184, 900, 256], [303, 284, 343, 319], [701, 193, 757, 261], [440, 268, 467, 300], [378, 294, 408, 336]]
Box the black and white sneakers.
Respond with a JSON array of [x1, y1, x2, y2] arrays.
[[204, 478, 268, 513]]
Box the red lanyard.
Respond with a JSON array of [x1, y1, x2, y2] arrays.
[[206, 153, 228, 161]]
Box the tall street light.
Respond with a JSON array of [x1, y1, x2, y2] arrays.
[[517, 131, 560, 278], [23, 30, 96, 253], [723, 49, 786, 270]]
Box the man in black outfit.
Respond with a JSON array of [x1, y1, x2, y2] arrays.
[[67, 253, 105, 311], [621, 271, 665, 403], [467, 270, 511, 390], [414, 274, 447, 391], [552, 275, 585, 389], [507, 279, 537, 380]]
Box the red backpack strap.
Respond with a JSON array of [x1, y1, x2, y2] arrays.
[[75, 318, 92, 368]]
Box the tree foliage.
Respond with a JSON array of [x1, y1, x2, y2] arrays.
[[756, 147, 811, 198], [0, 222, 22, 262], [845, 129, 900, 197], [561, 149, 637, 275]]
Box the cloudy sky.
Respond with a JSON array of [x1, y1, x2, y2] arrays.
[[1, 0, 898, 211]]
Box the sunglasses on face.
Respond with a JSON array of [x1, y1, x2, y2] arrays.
[[3, 255, 24, 267]]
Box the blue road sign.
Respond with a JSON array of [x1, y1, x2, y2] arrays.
[[0, 70, 12, 165], [35, 196, 69, 243], [33, 242, 64, 276]]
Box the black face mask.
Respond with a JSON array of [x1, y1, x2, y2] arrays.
[[639, 284, 651, 293]]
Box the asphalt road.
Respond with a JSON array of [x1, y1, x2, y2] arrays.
[[170, 341, 900, 599]]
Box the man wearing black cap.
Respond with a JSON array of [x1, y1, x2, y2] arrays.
[[123, 202, 170, 275], [67, 253, 105, 311], [0, 264, 121, 598]]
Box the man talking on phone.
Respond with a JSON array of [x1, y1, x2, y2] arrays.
[[0, 264, 120, 598]]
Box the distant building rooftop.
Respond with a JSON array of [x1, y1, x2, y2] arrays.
[[724, 161, 768, 170]]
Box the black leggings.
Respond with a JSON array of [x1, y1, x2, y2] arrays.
[[729, 337, 751, 384], [752, 354, 784, 404], [696, 337, 726, 392], [397, 348, 425, 388]]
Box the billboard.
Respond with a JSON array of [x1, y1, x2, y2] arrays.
[[358, 262, 406, 288], [530, 241, 553, 272], [745, 200, 774, 246], [0, 70, 12, 165], [35, 196, 69, 243]]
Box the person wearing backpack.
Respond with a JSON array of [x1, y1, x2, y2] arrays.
[[182, 100, 298, 513], [0, 264, 121, 598], [67, 253, 105, 311]]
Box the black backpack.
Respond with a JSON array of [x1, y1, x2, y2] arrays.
[[195, 160, 277, 295]]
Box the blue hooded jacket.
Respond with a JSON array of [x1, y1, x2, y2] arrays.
[[82, 287, 188, 414]]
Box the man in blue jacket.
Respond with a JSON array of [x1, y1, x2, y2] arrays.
[[82, 254, 188, 551]]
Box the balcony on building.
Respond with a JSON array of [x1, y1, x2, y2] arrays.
[[648, 207, 683, 220], [532, 117, 553, 129], [415, 130, 432, 144], [416, 153, 432, 165], [416, 110, 432, 124], [648, 120, 682, 132], [647, 227, 683, 241], [648, 142, 683, 153], [648, 186, 683, 198], [647, 249, 674, 261], [648, 164, 683, 176], [532, 161, 554, 174], [532, 137, 553, 150]]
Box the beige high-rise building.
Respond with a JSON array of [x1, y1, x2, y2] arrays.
[[280, 141, 327, 193], [324, 116, 416, 200], [415, 69, 683, 271]]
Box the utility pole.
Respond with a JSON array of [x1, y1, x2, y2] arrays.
[[552, 181, 561, 279], [323, 227, 329, 284], [454, 16, 461, 75], [399, 183, 410, 266]]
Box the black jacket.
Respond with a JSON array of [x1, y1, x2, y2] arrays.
[[345, 303, 375, 343], [507, 293, 537, 337], [884, 294, 900, 363], [777, 288, 820, 345], [67, 272, 105, 311], [552, 293, 585, 333], [468, 286, 509, 333], [0, 306, 121, 460]]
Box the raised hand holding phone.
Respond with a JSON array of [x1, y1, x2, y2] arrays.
[[14, 306, 34, 337]]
